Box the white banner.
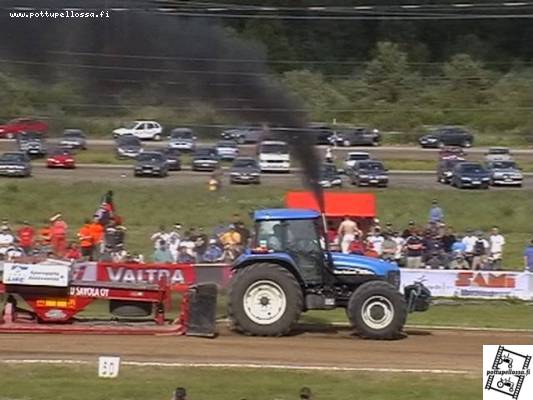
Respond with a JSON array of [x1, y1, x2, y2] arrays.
[[2, 263, 70, 287], [400, 269, 533, 300]]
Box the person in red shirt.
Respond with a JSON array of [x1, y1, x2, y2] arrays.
[[364, 241, 379, 258], [64, 242, 82, 261], [50, 213, 68, 257], [17, 221, 35, 255], [348, 235, 365, 255]]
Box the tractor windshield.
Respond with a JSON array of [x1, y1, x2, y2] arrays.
[[255, 218, 321, 252]]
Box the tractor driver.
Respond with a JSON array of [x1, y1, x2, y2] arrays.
[[267, 224, 284, 251]]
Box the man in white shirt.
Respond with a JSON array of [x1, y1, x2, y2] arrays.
[[150, 225, 170, 250], [489, 226, 506, 270], [367, 228, 385, 256], [0, 227, 15, 256], [392, 232, 405, 266], [461, 229, 478, 268]]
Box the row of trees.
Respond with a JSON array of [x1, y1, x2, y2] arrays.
[[1, 42, 532, 142]]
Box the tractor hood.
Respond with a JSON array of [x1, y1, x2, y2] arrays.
[[234, 249, 399, 279], [331, 252, 399, 277]]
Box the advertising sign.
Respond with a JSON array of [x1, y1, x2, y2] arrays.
[[400, 269, 533, 300], [2, 263, 70, 287]]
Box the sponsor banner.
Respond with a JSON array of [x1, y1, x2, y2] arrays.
[[2, 263, 69, 287], [400, 269, 533, 300], [96, 262, 196, 291]]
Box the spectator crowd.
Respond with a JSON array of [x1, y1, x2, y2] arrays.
[[330, 200, 519, 271], [1, 195, 531, 272], [149, 214, 250, 264]]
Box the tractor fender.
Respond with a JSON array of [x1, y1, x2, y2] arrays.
[[232, 253, 305, 286]]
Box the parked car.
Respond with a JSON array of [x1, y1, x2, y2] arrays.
[[343, 151, 371, 173], [0, 152, 31, 177], [60, 129, 87, 150], [438, 146, 466, 160], [437, 158, 465, 184], [134, 152, 168, 177], [17, 132, 47, 157], [257, 140, 291, 172], [113, 121, 163, 140], [157, 148, 182, 171], [319, 163, 343, 188], [46, 148, 76, 169], [0, 118, 48, 139], [308, 123, 335, 145], [330, 127, 381, 147], [229, 157, 261, 184], [221, 127, 263, 144], [168, 128, 197, 151], [215, 140, 239, 161], [485, 160, 523, 187], [350, 160, 389, 187], [484, 147, 512, 162], [450, 162, 491, 189], [115, 135, 143, 159], [418, 126, 474, 148], [191, 148, 220, 171]]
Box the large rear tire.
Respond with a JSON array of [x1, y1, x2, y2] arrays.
[[347, 280, 407, 340], [228, 263, 303, 336]]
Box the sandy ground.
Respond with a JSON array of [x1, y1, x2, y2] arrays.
[[0, 325, 530, 374]]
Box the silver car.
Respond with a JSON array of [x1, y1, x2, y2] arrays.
[[216, 140, 239, 161], [486, 160, 523, 187], [168, 128, 196, 151], [60, 129, 87, 150]]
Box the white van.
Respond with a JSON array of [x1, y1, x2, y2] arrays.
[[258, 140, 290, 172]]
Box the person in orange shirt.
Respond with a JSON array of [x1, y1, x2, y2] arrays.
[[77, 219, 94, 260], [89, 217, 104, 257], [50, 213, 68, 257]]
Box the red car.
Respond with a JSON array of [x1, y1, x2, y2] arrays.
[[0, 118, 48, 139], [439, 146, 466, 160], [46, 148, 76, 169]]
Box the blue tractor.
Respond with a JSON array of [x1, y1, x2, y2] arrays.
[[228, 209, 431, 339]]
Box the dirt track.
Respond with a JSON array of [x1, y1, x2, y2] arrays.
[[0, 326, 530, 374]]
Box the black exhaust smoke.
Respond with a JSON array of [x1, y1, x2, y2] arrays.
[[0, 0, 324, 209]]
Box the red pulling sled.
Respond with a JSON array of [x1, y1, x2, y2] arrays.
[[0, 262, 217, 337]]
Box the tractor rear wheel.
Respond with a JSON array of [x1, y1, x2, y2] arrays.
[[347, 280, 407, 340], [228, 263, 303, 336]]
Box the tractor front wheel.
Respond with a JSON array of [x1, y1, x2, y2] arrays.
[[228, 263, 303, 336], [347, 280, 407, 340]]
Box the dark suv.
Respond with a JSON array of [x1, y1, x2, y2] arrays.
[[331, 127, 381, 147], [451, 162, 491, 189], [350, 160, 389, 187], [419, 126, 474, 148], [437, 158, 465, 184]]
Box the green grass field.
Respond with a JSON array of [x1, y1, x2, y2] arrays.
[[0, 364, 480, 400], [0, 181, 530, 268]]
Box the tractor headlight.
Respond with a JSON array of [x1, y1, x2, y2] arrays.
[[387, 270, 401, 290]]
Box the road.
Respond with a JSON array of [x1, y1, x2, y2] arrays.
[[1, 139, 532, 162], [0, 326, 530, 374], [20, 164, 533, 190]]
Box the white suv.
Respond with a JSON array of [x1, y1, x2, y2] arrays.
[[113, 121, 163, 141]]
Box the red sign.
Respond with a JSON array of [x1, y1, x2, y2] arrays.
[[97, 262, 196, 291], [455, 272, 516, 289]]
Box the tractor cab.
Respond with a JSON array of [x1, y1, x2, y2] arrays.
[[252, 209, 327, 284]]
